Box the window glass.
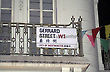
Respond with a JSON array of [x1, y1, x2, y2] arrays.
[[30, 11, 40, 24], [1, 0, 11, 8], [1, 10, 11, 22], [43, 12, 53, 24], [0, 26, 11, 40], [43, 0, 53, 10], [30, 0, 54, 24], [30, 0, 40, 9], [0, 42, 10, 54]]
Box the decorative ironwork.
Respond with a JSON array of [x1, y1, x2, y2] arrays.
[[19, 0, 24, 10], [0, 17, 83, 56]]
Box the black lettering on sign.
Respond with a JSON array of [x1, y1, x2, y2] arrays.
[[39, 28, 60, 33], [39, 34, 56, 38]]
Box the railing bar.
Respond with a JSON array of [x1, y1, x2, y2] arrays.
[[0, 22, 78, 26], [0, 40, 11, 42], [0, 23, 78, 28]]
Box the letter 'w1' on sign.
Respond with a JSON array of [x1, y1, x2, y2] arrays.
[[36, 27, 78, 49], [58, 34, 65, 38]]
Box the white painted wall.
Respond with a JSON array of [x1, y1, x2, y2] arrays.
[[12, 0, 28, 23], [94, 0, 104, 70], [57, 0, 99, 72]]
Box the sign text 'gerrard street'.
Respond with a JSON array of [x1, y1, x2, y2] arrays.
[[36, 27, 78, 48]]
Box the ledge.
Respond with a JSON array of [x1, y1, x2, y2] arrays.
[[0, 55, 89, 64], [0, 55, 90, 71]]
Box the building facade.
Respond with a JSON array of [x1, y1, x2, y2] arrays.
[[0, 0, 107, 72]]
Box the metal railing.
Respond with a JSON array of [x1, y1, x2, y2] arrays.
[[0, 17, 83, 56]]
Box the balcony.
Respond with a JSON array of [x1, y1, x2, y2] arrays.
[[0, 22, 90, 72], [0, 22, 82, 56]]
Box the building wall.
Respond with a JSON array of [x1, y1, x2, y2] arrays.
[[12, 0, 28, 23], [57, 0, 100, 72], [94, 0, 104, 70], [0, 0, 104, 72]]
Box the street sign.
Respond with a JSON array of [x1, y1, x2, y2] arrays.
[[36, 27, 78, 48]]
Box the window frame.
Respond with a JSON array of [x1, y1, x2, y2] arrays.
[[29, 0, 56, 24]]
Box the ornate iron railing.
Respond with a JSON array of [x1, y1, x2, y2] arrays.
[[0, 17, 83, 56]]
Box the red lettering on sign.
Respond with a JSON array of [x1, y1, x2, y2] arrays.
[[58, 34, 65, 38]]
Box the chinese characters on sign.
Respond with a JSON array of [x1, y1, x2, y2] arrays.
[[36, 27, 78, 48]]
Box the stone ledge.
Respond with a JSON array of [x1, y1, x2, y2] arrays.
[[0, 55, 90, 64]]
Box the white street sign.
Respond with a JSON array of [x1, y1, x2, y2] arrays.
[[36, 27, 78, 48]]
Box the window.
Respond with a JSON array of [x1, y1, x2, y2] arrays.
[[43, 0, 53, 10], [43, 12, 53, 24], [0, 0, 56, 23], [29, 0, 56, 55], [0, 0, 11, 54], [30, 0, 40, 9], [30, 0, 55, 24], [30, 11, 40, 24], [0, 0, 12, 22]]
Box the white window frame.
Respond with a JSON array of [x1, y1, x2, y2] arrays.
[[29, 0, 56, 24]]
